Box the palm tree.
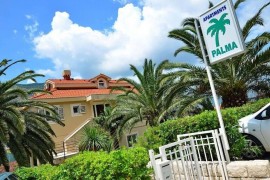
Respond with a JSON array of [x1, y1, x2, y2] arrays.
[[112, 59, 179, 130], [167, 0, 270, 109], [207, 13, 230, 47], [79, 125, 112, 152], [93, 106, 121, 149], [0, 59, 64, 170]]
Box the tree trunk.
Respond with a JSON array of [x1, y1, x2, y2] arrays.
[[113, 139, 120, 149], [221, 87, 248, 108], [110, 129, 120, 149]]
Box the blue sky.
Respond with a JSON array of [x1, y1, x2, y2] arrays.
[[0, 0, 269, 83]]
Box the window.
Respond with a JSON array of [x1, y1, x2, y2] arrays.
[[37, 108, 52, 122], [80, 105, 86, 113], [93, 104, 109, 117], [73, 105, 80, 114], [44, 83, 52, 91], [127, 133, 138, 147], [71, 104, 86, 116], [37, 108, 45, 115], [256, 106, 270, 120], [55, 106, 64, 120], [98, 80, 106, 88], [38, 105, 64, 122]]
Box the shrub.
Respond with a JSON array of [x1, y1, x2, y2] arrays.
[[137, 98, 270, 159], [15, 164, 58, 180], [15, 147, 151, 180], [53, 147, 151, 180]]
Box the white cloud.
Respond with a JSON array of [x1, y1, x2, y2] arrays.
[[25, 15, 32, 19], [36, 69, 57, 77], [33, 0, 270, 80], [113, 0, 128, 5], [25, 15, 39, 39], [73, 75, 83, 79], [26, 79, 36, 84], [114, 75, 139, 83]]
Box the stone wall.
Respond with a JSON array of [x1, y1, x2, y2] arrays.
[[227, 160, 270, 179], [151, 160, 270, 179]]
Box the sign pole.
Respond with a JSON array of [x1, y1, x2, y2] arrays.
[[194, 19, 230, 151]]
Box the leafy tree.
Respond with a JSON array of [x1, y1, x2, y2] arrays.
[[112, 59, 179, 130], [0, 59, 64, 171], [78, 125, 113, 152], [168, 0, 270, 108], [93, 106, 122, 149]]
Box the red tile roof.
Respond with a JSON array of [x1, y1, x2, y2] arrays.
[[33, 89, 122, 99], [48, 79, 90, 84], [47, 79, 129, 84], [35, 74, 132, 99]]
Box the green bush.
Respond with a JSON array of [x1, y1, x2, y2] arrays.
[[15, 147, 151, 180], [15, 164, 58, 180], [137, 98, 270, 159]]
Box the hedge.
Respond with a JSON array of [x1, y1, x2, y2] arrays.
[[137, 98, 270, 159], [15, 147, 151, 180]]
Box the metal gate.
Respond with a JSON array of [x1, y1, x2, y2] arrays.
[[149, 129, 229, 180]]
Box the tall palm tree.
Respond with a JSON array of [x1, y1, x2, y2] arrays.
[[112, 59, 178, 130], [207, 13, 230, 47], [167, 0, 270, 109], [0, 59, 64, 170]]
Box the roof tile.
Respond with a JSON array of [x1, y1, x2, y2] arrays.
[[33, 89, 122, 99]]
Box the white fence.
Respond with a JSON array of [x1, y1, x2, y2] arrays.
[[149, 129, 229, 180]]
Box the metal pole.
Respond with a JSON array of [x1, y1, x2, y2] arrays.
[[194, 19, 230, 150]]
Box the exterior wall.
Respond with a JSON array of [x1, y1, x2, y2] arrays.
[[119, 121, 148, 147], [48, 101, 93, 145], [44, 99, 127, 150], [37, 97, 148, 153], [34, 74, 148, 161]]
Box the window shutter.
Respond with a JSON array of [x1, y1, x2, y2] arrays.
[[38, 108, 45, 115], [58, 106, 64, 119], [80, 105, 86, 113]]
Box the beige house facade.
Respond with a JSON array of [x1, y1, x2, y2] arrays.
[[33, 70, 147, 162]]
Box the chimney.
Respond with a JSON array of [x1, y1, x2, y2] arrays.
[[63, 70, 71, 80]]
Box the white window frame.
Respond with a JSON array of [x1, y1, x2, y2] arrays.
[[98, 79, 106, 88], [71, 104, 81, 116], [126, 133, 138, 148], [55, 105, 64, 120], [71, 104, 86, 116], [37, 108, 45, 115], [92, 104, 109, 117], [80, 105, 86, 113], [37, 108, 60, 124]]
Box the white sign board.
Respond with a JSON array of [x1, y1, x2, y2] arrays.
[[199, 0, 245, 64]]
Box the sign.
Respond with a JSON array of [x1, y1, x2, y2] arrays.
[[199, 0, 245, 64]]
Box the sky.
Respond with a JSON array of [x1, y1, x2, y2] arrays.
[[0, 0, 270, 83]]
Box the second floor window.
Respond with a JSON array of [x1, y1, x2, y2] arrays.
[[38, 105, 64, 122], [93, 104, 109, 117], [55, 106, 64, 120], [98, 80, 105, 88], [71, 104, 86, 116]]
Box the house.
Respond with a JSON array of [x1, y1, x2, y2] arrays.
[[32, 70, 147, 163]]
